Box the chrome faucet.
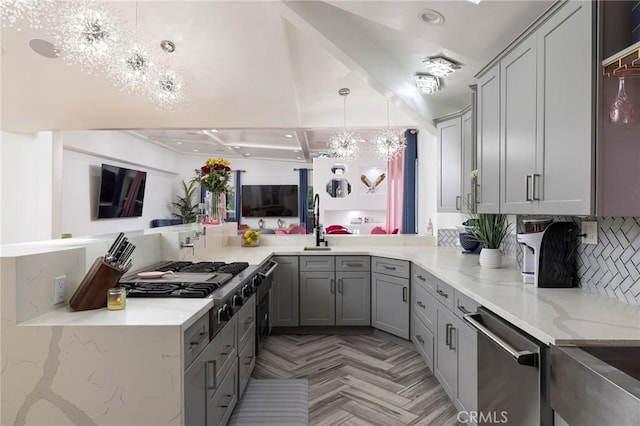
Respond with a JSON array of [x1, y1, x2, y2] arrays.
[[312, 194, 326, 247]]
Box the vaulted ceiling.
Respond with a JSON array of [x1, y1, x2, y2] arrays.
[[0, 0, 552, 161]]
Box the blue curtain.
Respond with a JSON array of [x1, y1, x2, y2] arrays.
[[298, 169, 310, 231], [234, 170, 242, 223], [402, 129, 418, 234]]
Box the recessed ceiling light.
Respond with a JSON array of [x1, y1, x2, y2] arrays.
[[293, 150, 300, 153], [176, 141, 183, 145], [235, 146, 240, 149], [418, 9, 445, 26], [29, 39, 60, 59], [244, 153, 251, 156], [297, 156, 302, 160], [285, 134, 293, 138], [193, 149, 199, 152], [423, 57, 459, 78], [210, 129, 219, 132], [227, 146, 232, 150], [160, 40, 175, 53]]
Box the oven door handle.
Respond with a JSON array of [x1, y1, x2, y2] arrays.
[[258, 261, 278, 279], [463, 313, 538, 367]]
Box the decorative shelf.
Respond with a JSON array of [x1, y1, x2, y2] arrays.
[[602, 40, 640, 78]]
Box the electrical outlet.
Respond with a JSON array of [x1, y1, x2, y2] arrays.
[[53, 276, 66, 304], [581, 221, 598, 245]]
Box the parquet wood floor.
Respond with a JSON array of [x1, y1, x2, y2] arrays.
[[252, 334, 462, 426]]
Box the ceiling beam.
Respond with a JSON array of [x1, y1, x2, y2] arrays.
[[295, 130, 311, 162], [275, 1, 436, 134], [202, 131, 244, 157]]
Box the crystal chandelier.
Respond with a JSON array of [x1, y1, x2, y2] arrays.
[[107, 4, 156, 95], [52, 1, 128, 74], [0, 0, 51, 29], [149, 68, 187, 111], [373, 100, 406, 160], [328, 88, 360, 159]]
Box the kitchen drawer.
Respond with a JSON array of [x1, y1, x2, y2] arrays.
[[454, 290, 480, 321], [372, 257, 410, 278], [412, 313, 434, 371], [237, 295, 256, 352], [434, 280, 455, 312], [412, 263, 436, 295], [238, 330, 256, 398], [412, 282, 437, 334], [210, 316, 237, 391], [207, 358, 238, 426], [184, 312, 210, 369], [335, 256, 370, 272], [299, 256, 335, 272]]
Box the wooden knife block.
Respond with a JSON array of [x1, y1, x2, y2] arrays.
[[69, 257, 126, 311]]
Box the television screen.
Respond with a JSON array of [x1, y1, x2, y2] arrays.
[[97, 164, 147, 219], [242, 185, 298, 217]]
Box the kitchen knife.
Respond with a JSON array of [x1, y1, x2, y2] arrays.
[[106, 232, 125, 257], [119, 244, 136, 267], [112, 239, 129, 265]]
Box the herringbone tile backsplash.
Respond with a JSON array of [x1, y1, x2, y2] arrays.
[[439, 217, 640, 305]]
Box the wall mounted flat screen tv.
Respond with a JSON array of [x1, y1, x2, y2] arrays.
[[242, 185, 298, 217], [97, 164, 147, 219]]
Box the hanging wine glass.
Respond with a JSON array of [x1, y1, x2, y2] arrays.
[[609, 76, 635, 124]]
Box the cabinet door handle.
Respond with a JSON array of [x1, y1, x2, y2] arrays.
[[455, 195, 462, 211], [244, 355, 254, 366], [338, 278, 343, 294], [189, 331, 206, 349], [416, 274, 426, 281], [207, 360, 217, 390], [450, 326, 457, 351], [525, 174, 533, 201], [402, 287, 407, 302], [533, 174, 541, 201], [383, 265, 397, 270], [330, 279, 335, 294], [445, 324, 452, 347], [416, 335, 425, 344], [457, 305, 471, 315], [436, 289, 449, 299], [417, 301, 426, 309], [346, 262, 363, 267], [244, 317, 253, 325]]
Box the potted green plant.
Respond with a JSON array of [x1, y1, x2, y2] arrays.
[[171, 180, 199, 223], [467, 213, 512, 268]]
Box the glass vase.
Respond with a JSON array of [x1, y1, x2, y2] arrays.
[[205, 191, 226, 223]]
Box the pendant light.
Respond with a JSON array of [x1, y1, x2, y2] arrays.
[[372, 100, 406, 160], [328, 88, 360, 159]]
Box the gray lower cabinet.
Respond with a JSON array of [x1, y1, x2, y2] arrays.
[[300, 271, 335, 326], [435, 305, 458, 399], [336, 271, 371, 326], [455, 314, 477, 414], [271, 256, 299, 327], [371, 272, 409, 339]]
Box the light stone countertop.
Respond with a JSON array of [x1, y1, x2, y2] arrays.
[[22, 245, 640, 346]]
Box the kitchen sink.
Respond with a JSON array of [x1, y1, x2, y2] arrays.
[[303, 246, 331, 251], [550, 345, 640, 426]]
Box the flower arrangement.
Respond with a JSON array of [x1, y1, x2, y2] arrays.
[[193, 158, 231, 193], [241, 230, 260, 247]]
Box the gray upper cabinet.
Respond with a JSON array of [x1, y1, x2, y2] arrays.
[[476, 64, 501, 213], [371, 272, 409, 339], [461, 108, 475, 211], [500, 35, 538, 214], [271, 256, 299, 327], [300, 271, 335, 326], [476, 0, 594, 215], [534, 1, 593, 215], [336, 271, 371, 326], [437, 116, 463, 212]]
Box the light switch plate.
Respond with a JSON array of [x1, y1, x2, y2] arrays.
[[581, 221, 598, 245], [53, 276, 66, 304]]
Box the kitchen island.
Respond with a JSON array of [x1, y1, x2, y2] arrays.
[[2, 231, 639, 425]]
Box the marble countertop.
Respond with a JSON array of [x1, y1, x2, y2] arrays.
[[22, 244, 640, 346]]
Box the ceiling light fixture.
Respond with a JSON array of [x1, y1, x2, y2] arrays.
[[285, 134, 293, 138], [414, 73, 440, 94], [52, 1, 127, 74], [176, 141, 183, 145], [160, 40, 175, 53], [422, 56, 459, 78], [210, 129, 219, 132], [372, 100, 406, 160], [328, 88, 360, 160], [1, 0, 51, 29], [149, 40, 188, 111], [417, 9, 445, 26], [107, 3, 156, 95]]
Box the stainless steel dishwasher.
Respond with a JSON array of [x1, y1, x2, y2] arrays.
[[464, 307, 553, 426]]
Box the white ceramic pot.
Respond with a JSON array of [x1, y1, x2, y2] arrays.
[[479, 248, 502, 268]]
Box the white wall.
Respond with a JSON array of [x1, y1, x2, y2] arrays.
[[59, 131, 180, 238], [0, 131, 54, 244], [417, 128, 437, 235], [177, 155, 310, 229]]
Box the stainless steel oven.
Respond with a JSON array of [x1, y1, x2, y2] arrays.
[[254, 260, 277, 355]]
